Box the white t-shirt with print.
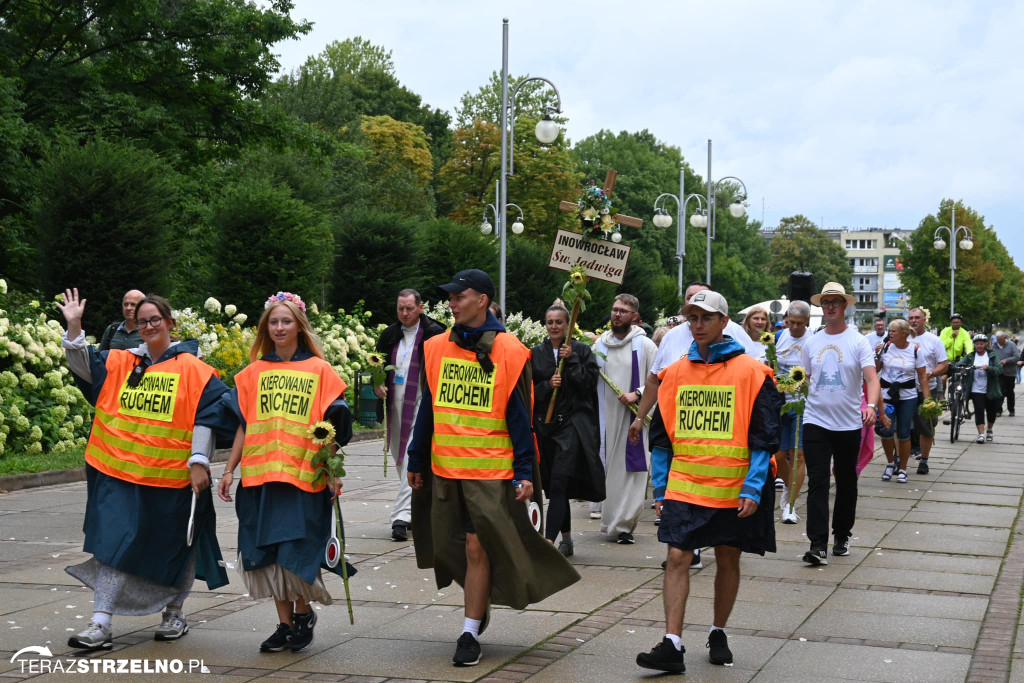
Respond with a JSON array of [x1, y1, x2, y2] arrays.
[[776, 328, 811, 402], [911, 331, 948, 392], [972, 352, 990, 394], [879, 343, 925, 402], [802, 326, 875, 431], [651, 319, 755, 375], [864, 330, 886, 348]]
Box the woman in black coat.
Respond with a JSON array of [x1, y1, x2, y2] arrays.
[[532, 303, 604, 557]]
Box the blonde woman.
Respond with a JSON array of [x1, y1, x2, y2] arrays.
[[875, 318, 928, 483], [218, 292, 354, 653], [57, 290, 233, 651], [743, 306, 772, 362]]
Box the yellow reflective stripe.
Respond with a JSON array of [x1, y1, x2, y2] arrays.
[[671, 460, 749, 478], [431, 454, 514, 471], [671, 443, 750, 459], [667, 478, 742, 499], [243, 440, 317, 462], [86, 443, 189, 481], [433, 433, 513, 449], [241, 460, 322, 484], [434, 412, 508, 431], [245, 418, 312, 440], [90, 425, 190, 461], [94, 407, 192, 441]]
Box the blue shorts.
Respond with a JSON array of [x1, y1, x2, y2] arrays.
[[779, 411, 805, 451]]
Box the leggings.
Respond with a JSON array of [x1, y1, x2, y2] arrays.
[[544, 473, 572, 541], [972, 393, 999, 426]]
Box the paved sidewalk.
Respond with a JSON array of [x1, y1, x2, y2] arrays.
[[2, 388, 1024, 682]]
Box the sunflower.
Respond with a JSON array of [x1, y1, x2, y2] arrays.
[[307, 421, 336, 446], [570, 270, 586, 285], [789, 366, 807, 384], [759, 331, 774, 345], [367, 353, 384, 367]]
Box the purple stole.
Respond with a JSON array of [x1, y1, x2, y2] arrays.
[[624, 347, 645, 472], [386, 324, 424, 467]]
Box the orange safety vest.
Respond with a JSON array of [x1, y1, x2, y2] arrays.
[[235, 356, 347, 493], [423, 333, 530, 480], [657, 352, 775, 508], [86, 349, 216, 488]]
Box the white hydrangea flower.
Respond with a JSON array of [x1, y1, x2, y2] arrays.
[[233, 313, 247, 325], [224, 304, 237, 317], [308, 303, 319, 316], [0, 278, 6, 294], [25, 441, 42, 454], [204, 297, 221, 313]]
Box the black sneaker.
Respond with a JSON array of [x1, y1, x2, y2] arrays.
[[803, 549, 828, 566], [911, 448, 922, 460], [259, 623, 292, 652], [617, 532, 635, 544], [917, 459, 929, 475], [558, 538, 574, 557], [636, 637, 685, 673], [289, 610, 317, 652], [707, 629, 733, 665], [391, 522, 409, 542], [833, 536, 850, 557], [453, 631, 481, 667]]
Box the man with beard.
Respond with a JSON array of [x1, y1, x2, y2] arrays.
[[594, 294, 657, 544]]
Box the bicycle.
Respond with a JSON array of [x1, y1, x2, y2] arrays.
[[947, 366, 972, 443]]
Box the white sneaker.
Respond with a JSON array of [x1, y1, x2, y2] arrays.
[[976, 434, 986, 444], [154, 610, 189, 641], [781, 504, 799, 524], [774, 477, 785, 490], [778, 484, 789, 510], [68, 620, 112, 650], [986, 430, 994, 442], [589, 511, 602, 519]]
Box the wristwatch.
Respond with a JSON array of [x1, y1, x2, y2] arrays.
[[866, 403, 877, 411]]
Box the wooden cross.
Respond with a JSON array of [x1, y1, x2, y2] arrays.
[[557, 170, 644, 229]]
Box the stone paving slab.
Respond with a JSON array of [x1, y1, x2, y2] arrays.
[[751, 640, 971, 682], [880, 523, 1010, 556], [818, 587, 988, 620], [797, 609, 979, 648]]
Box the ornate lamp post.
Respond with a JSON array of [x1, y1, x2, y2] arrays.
[[933, 211, 974, 317], [704, 139, 748, 286], [498, 18, 563, 315], [652, 162, 707, 300]]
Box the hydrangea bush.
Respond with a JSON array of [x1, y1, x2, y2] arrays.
[[0, 280, 93, 456], [173, 302, 254, 387]]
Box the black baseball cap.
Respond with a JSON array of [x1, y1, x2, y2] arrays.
[[438, 269, 495, 300]]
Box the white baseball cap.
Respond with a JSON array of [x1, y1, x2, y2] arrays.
[[682, 290, 728, 316]]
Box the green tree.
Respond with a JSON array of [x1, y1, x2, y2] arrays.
[[898, 199, 1024, 329], [331, 210, 419, 316], [438, 118, 577, 243], [454, 72, 562, 129], [767, 215, 854, 293], [209, 178, 332, 317], [706, 212, 776, 311], [360, 115, 435, 218], [32, 138, 175, 333], [410, 219, 498, 302]]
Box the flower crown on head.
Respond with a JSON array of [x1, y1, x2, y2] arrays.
[[265, 291, 306, 313]]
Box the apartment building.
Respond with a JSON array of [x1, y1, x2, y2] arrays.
[[762, 226, 913, 323]]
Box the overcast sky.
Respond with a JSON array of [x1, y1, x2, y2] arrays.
[[272, 0, 1023, 266]]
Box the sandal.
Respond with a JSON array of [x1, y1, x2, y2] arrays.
[[881, 463, 894, 481], [976, 434, 986, 444]]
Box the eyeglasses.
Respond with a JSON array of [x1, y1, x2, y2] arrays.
[[819, 300, 846, 309], [137, 317, 164, 329], [610, 307, 635, 316]]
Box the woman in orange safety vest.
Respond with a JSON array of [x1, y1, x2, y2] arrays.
[[218, 291, 353, 654], [57, 289, 233, 652]]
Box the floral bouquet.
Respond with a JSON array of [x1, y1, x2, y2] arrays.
[[366, 352, 396, 476], [775, 365, 809, 509], [546, 267, 590, 423], [575, 180, 618, 239], [918, 397, 942, 420], [309, 421, 355, 625]]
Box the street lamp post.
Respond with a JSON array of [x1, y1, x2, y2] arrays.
[[652, 163, 707, 300], [703, 139, 749, 286], [933, 210, 974, 317], [498, 18, 562, 316], [481, 181, 525, 238]]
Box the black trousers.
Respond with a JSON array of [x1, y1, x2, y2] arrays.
[[972, 393, 1000, 426], [804, 423, 862, 550], [544, 473, 571, 541], [999, 376, 1015, 414]]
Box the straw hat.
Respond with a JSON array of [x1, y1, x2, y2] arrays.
[[810, 282, 856, 308]]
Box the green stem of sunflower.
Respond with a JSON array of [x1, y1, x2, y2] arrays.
[[336, 496, 355, 625], [382, 400, 388, 477]]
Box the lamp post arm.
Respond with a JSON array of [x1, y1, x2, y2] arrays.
[[505, 203, 525, 221], [508, 76, 563, 176]]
